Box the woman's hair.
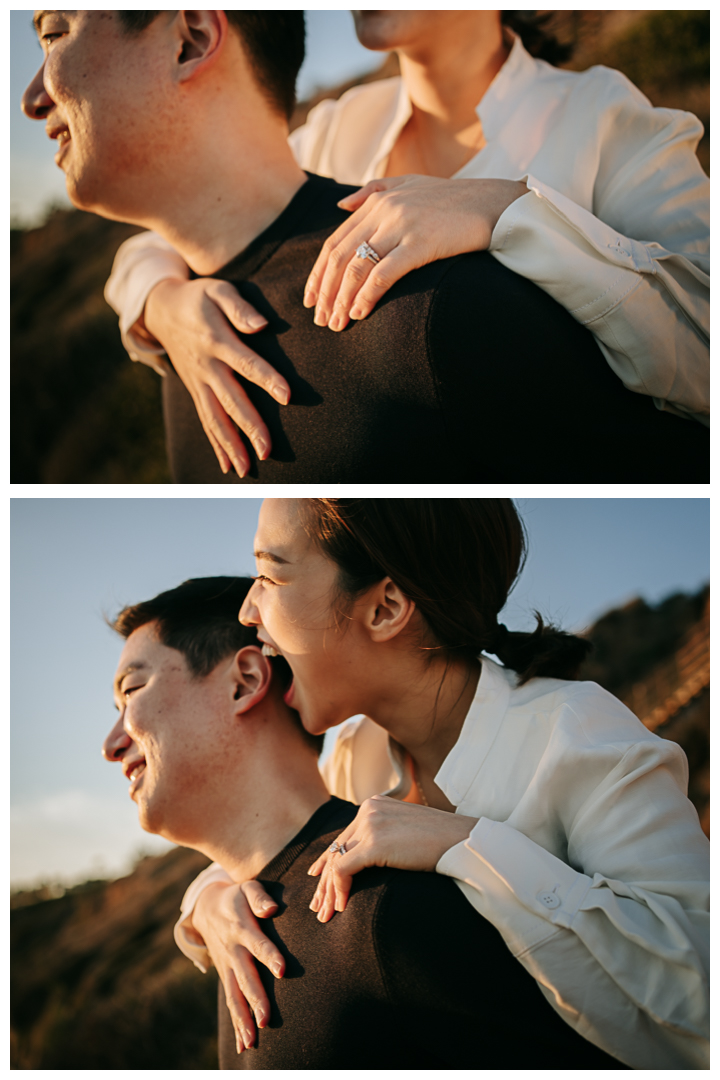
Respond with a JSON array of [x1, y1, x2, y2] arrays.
[[501, 12, 573, 65], [299, 499, 591, 685]]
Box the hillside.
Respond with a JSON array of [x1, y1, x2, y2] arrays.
[[11, 584, 710, 1069], [10, 10, 709, 483]]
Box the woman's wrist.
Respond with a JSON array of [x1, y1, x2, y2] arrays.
[[138, 276, 188, 347]]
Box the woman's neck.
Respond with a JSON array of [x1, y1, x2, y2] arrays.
[[385, 17, 510, 179], [365, 652, 481, 792]]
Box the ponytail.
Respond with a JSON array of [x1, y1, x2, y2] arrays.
[[490, 616, 591, 684]]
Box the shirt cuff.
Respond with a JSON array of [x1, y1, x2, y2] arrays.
[[173, 863, 235, 972], [437, 817, 593, 954]]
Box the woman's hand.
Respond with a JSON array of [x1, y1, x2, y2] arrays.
[[141, 277, 291, 478], [307, 795, 478, 922], [303, 175, 528, 332], [191, 880, 286, 1054]]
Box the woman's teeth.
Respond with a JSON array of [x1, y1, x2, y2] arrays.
[[261, 644, 280, 657], [129, 764, 145, 782]]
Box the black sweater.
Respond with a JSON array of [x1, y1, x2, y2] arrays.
[[219, 797, 627, 1070], [163, 174, 708, 483]]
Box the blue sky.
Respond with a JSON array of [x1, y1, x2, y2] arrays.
[[11, 10, 380, 225], [11, 497, 709, 889]]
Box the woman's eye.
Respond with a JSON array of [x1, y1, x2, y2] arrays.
[[122, 685, 141, 699], [253, 574, 277, 586], [42, 32, 64, 47]]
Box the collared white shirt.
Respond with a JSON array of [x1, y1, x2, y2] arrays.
[[105, 34, 709, 424], [176, 658, 708, 1070]]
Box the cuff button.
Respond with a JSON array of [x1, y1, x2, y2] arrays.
[[536, 890, 561, 910]]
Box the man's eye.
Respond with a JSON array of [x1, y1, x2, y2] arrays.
[[253, 574, 277, 586], [123, 685, 141, 699], [42, 32, 64, 46]]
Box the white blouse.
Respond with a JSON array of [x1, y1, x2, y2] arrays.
[[175, 657, 709, 1070], [104, 33, 709, 425]]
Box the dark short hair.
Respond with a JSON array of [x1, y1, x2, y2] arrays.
[[112, 576, 323, 756], [117, 11, 305, 120]]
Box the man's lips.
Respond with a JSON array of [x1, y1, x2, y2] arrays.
[[123, 757, 146, 794], [48, 126, 71, 165]]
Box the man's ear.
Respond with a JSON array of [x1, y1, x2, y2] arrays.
[[230, 646, 273, 716], [362, 577, 416, 643], [173, 10, 228, 82]]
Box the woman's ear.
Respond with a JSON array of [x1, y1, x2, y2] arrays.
[[230, 646, 273, 716], [173, 10, 227, 82], [363, 577, 416, 643]]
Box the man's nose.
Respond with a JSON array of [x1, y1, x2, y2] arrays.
[[239, 585, 260, 626], [22, 62, 53, 120], [103, 715, 132, 762]]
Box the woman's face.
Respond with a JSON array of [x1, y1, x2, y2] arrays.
[[239, 499, 372, 735], [351, 10, 501, 54]]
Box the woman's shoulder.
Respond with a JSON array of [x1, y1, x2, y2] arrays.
[[507, 671, 670, 753]]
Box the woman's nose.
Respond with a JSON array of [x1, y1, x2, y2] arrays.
[[239, 584, 260, 626], [102, 715, 132, 762], [22, 61, 54, 120]]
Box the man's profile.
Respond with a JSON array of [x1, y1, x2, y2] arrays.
[[22, 10, 708, 482], [102, 575, 627, 1069]]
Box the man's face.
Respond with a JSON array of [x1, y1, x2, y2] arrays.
[[23, 11, 174, 216], [104, 622, 231, 839]]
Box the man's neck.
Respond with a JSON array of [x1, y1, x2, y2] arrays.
[[145, 148, 307, 277], [179, 732, 330, 883]]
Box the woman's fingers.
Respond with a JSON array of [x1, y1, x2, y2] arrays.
[[197, 387, 251, 478], [242, 879, 280, 920], [336, 175, 405, 212], [303, 200, 377, 310], [209, 365, 272, 462], [231, 945, 275, 1031], [223, 968, 257, 1053], [206, 279, 269, 334], [332, 243, 419, 330], [206, 281, 290, 406], [312, 221, 387, 327]]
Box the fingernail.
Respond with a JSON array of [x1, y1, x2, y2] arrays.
[[274, 385, 290, 406], [244, 1028, 255, 1048], [255, 440, 268, 461], [307, 863, 317, 876], [303, 288, 316, 308], [309, 895, 319, 912], [314, 309, 328, 328], [271, 961, 283, 978], [247, 314, 267, 330], [261, 899, 276, 911], [328, 312, 341, 332], [235, 1037, 243, 1055], [349, 305, 363, 320], [235, 463, 248, 479]]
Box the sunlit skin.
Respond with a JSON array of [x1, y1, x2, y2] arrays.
[[237, 499, 481, 921], [22, 9, 300, 474], [103, 620, 331, 1052], [103, 622, 327, 883], [22, 11, 306, 275], [239, 499, 481, 765]]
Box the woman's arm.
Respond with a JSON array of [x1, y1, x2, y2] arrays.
[[310, 721, 709, 1069], [303, 74, 709, 424]]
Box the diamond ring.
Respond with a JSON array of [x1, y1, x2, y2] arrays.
[[355, 241, 381, 265]]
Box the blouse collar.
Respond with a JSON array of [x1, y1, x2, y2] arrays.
[[370, 31, 541, 181], [434, 656, 513, 808]]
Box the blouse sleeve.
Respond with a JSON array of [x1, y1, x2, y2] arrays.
[[436, 718, 710, 1069], [489, 71, 709, 424]]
